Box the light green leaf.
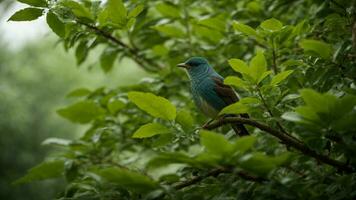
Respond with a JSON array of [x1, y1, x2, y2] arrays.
[[107, 0, 127, 26], [61, 0, 93, 20], [198, 15, 226, 32], [250, 51, 267, 82], [42, 138, 71, 146], [153, 25, 185, 38], [100, 48, 118, 72], [96, 167, 158, 193], [8, 7, 44, 21], [228, 58, 250, 74], [128, 91, 176, 120], [270, 70, 294, 85], [132, 123, 170, 138], [128, 4, 144, 18], [239, 152, 290, 176], [13, 160, 64, 185], [66, 88, 91, 98], [107, 99, 125, 114], [156, 2, 180, 18], [176, 109, 195, 131], [257, 70, 272, 84], [280, 59, 304, 68], [260, 18, 283, 31], [281, 112, 304, 123], [46, 11, 65, 38], [219, 102, 249, 115], [299, 39, 333, 60], [18, 0, 47, 7], [232, 21, 259, 38], [224, 76, 248, 89], [232, 136, 256, 154], [200, 130, 233, 156], [57, 100, 105, 124]]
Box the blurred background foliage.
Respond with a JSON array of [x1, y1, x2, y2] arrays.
[[0, 1, 147, 199], [2, 0, 356, 199]]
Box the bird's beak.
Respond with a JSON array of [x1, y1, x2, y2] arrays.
[[177, 63, 189, 69]]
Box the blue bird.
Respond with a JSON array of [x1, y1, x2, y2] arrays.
[[178, 57, 249, 136]]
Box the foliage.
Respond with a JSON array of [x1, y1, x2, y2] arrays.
[[9, 0, 356, 199]]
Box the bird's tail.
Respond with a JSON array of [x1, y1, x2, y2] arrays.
[[231, 113, 250, 137]]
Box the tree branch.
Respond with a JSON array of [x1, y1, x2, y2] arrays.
[[173, 167, 265, 190], [77, 21, 162, 72], [204, 117, 355, 173]]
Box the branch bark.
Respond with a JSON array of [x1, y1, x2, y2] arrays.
[[173, 167, 265, 190], [204, 117, 355, 173], [77, 21, 162, 72]]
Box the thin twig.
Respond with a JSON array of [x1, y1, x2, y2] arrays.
[[204, 117, 355, 173], [173, 167, 265, 190], [77, 21, 161, 72]]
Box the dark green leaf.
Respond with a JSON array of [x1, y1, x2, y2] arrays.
[[13, 160, 64, 185], [46, 11, 65, 38], [8, 7, 44, 21], [100, 48, 118, 72], [18, 0, 47, 7]]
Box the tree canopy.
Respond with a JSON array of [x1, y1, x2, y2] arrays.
[[9, 0, 356, 199]]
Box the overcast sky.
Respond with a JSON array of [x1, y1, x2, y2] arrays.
[[0, 3, 49, 50]]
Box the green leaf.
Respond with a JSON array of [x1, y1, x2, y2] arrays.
[[249, 51, 267, 82], [42, 138, 71, 146], [96, 167, 158, 193], [8, 7, 44, 21], [224, 76, 248, 89], [66, 88, 91, 98], [232, 136, 256, 154], [200, 130, 233, 156], [260, 18, 283, 31], [281, 112, 304, 123], [103, 0, 127, 27], [257, 70, 272, 84], [156, 2, 180, 18], [128, 4, 144, 18], [176, 109, 195, 131], [128, 91, 176, 120], [219, 102, 250, 115], [57, 100, 105, 124], [228, 58, 250, 74], [132, 123, 170, 138], [61, 0, 93, 20], [75, 41, 89, 65], [198, 15, 226, 32], [270, 70, 294, 86], [107, 99, 125, 114], [13, 160, 64, 185], [299, 39, 333, 60], [46, 11, 65, 38], [239, 152, 290, 176], [153, 24, 185, 38], [300, 89, 336, 114], [18, 0, 47, 7], [232, 21, 259, 38], [100, 48, 118, 72]]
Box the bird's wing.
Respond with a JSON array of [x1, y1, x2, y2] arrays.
[[211, 76, 250, 119], [211, 76, 239, 105]]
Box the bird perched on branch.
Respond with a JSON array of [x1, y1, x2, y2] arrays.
[[177, 57, 249, 136]]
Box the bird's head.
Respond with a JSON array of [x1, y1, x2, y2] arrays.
[[177, 57, 212, 78]]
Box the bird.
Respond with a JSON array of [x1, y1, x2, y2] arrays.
[[177, 57, 249, 137]]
